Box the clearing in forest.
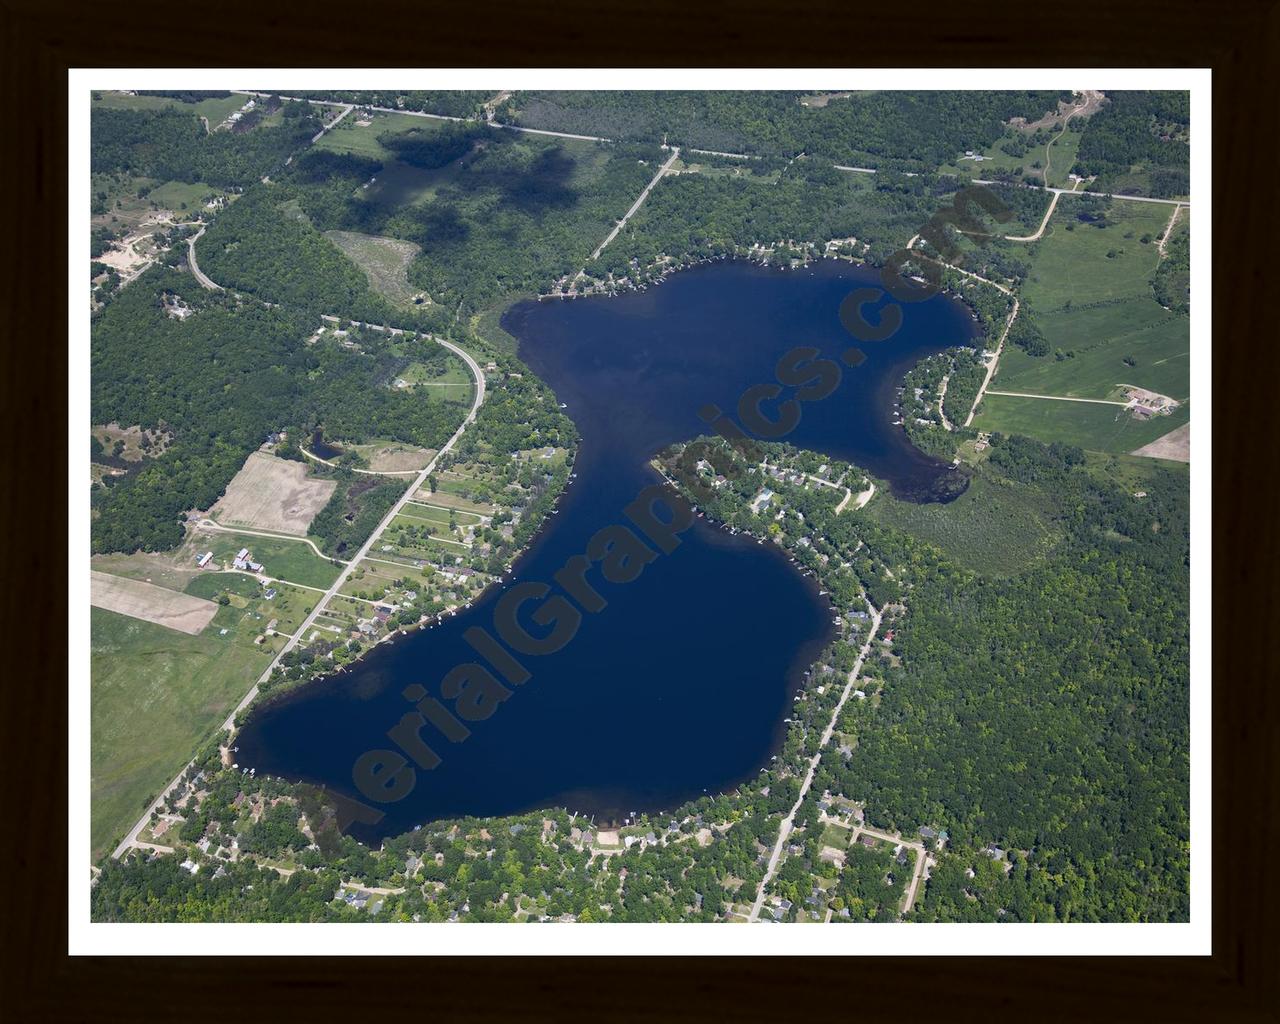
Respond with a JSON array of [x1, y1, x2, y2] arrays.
[[324, 230, 423, 306], [210, 452, 337, 535]]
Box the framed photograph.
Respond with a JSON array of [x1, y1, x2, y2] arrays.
[[6, 2, 1274, 1016]]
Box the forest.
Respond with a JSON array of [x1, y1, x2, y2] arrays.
[[500, 90, 1069, 170], [89, 272, 467, 552], [1073, 91, 1190, 198], [1153, 223, 1191, 314], [823, 437, 1190, 921], [196, 185, 422, 327], [91, 104, 318, 189], [202, 132, 661, 313], [603, 162, 968, 279]]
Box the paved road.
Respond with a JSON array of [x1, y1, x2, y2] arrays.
[[111, 336, 486, 862], [964, 298, 1020, 427], [589, 146, 680, 261], [748, 601, 883, 922], [220, 335, 486, 732], [312, 103, 354, 144], [186, 225, 221, 291]]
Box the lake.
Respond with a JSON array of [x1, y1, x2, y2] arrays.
[[235, 259, 976, 843]]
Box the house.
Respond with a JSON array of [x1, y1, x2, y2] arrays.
[[859, 835, 877, 848], [986, 845, 1005, 859], [196, 551, 214, 568], [180, 859, 199, 875], [263, 588, 277, 600], [750, 488, 774, 514], [232, 548, 262, 571], [919, 826, 938, 840]]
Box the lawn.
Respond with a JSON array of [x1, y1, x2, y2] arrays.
[[863, 470, 1062, 576], [314, 110, 447, 160], [198, 532, 342, 590], [973, 393, 1191, 454], [995, 298, 1190, 401], [1020, 200, 1171, 311], [90, 607, 265, 860], [92, 91, 248, 126], [147, 179, 224, 215]]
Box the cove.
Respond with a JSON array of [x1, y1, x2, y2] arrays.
[[235, 260, 976, 844]]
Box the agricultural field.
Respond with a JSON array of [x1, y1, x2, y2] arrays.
[[862, 470, 1062, 576], [974, 194, 1192, 451], [210, 452, 338, 536], [1130, 422, 1191, 463], [323, 230, 422, 306], [90, 607, 265, 859], [994, 299, 1189, 401], [975, 393, 1190, 454], [90, 570, 219, 635], [1020, 200, 1170, 310]]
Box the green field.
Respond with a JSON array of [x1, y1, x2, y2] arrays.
[[1083, 450, 1190, 491], [198, 532, 341, 589], [974, 394, 1190, 454], [324, 230, 422, 305], [1021, 200, 1170, 311], [1042, 129, 1082, 189], [314, 110, 446, 159], [863, 470, 1062, 576], [91, 90, 246, 126], [148, 179, 224, 215], [90, 607, 263, 859], [995, 299, 1190, 401]]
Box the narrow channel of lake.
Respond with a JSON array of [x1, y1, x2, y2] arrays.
[[235, 260, 976, 843]]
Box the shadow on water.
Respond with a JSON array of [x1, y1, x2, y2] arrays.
[[236, 259, 976, 843]]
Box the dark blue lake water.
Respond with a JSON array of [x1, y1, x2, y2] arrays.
[[236, 260, 975, 843]]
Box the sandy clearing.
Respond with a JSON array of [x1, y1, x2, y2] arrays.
[[1131, 421, 1190, 462], [90, 571, 218, 635], [363, 444, 437, 473], [211, 452, 337, 535]]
